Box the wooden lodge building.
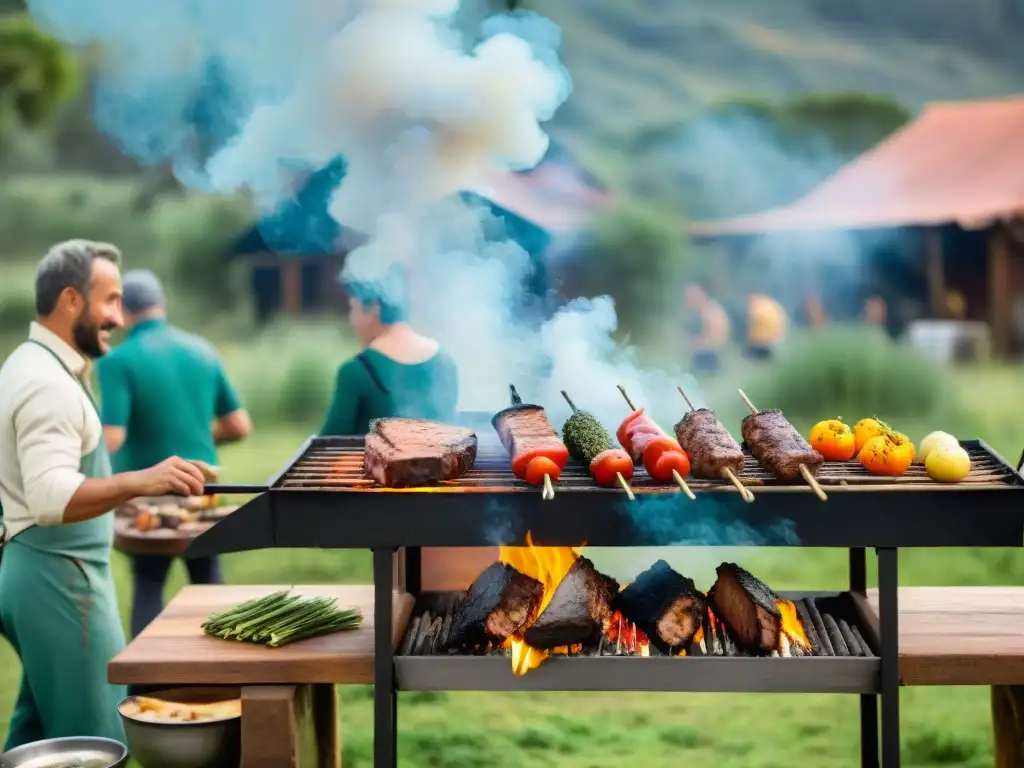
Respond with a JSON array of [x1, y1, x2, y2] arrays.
[[227, 142, 612, 324], [689, 96, 1024, 357]]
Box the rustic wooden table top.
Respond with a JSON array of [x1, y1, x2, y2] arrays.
[[109, 584, 414, 686], [866, 587, 1024, 686]]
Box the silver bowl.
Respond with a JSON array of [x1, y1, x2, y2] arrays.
[[1, 736, 128, 768], [117, 687, 241, 768]]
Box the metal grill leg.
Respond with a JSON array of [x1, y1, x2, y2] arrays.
[[851, 547, 879, 768], [877, 547, 900, 767], [404, 546, 421, 595], [374, 548, 398, 768]]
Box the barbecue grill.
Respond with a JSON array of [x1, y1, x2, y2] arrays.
[[196, 434, 1024, 768]]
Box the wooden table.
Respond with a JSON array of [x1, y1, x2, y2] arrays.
[[110, 584, 414, 768], [866, 587, 1024, 768]]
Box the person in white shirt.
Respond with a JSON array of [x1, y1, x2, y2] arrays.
[[0, 240, 206, 749]]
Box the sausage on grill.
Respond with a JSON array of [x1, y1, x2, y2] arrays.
[[492, 387, 569, 485], [741, 409, 824, 482], [673, 408, 745, 480]]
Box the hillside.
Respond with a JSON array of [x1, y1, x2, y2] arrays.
[[539, 0, 1024, 187]]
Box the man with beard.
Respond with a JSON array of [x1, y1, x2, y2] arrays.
[[0, 240, 206, 749], [98, 269, 251, 638]]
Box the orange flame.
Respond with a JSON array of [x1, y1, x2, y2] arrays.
[[498, 532, 581, 675], [776, 599, 811, 651]]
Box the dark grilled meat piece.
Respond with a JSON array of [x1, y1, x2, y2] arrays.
[[363, 418, 477, 487], [444, 562, 544, 650], [492, 404, 560, 458], [741, 409, 823, 482], [708, 563, 781, 653], [522, 556, 619, 650], [674, 408, 746, 479], [613, 560, 706, 653]]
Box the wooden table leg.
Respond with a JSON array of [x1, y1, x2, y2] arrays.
[[993, 685, 1024, 768], [241, 685, 340, 768]]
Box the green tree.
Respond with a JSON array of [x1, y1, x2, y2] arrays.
[[0, 12, 79, 153]]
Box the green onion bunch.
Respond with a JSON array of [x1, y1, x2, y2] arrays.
[[202, 590, 363, 648]]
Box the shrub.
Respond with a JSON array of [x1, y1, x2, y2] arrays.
[[748, 326, 951, 423]]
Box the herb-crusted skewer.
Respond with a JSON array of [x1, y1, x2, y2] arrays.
[[560, 390, 635, 500]]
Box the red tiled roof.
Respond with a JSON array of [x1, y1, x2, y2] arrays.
[[689, 96, 1024, 236], [473, 164, 614, 232]]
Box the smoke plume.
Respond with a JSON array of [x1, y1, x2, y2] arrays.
[[27, 0, 707, 427]]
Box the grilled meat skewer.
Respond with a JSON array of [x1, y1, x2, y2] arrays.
[[492, 385, 568, 499], [674, 387, 753, 501], [615, 385, 694, 498]]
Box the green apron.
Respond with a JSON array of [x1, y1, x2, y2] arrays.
[[0, 341, 127, 749]]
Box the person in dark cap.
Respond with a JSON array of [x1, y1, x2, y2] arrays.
[[97, 269, 252, 638]]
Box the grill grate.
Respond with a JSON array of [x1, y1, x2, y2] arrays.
[[273, 436, 1018, 493]]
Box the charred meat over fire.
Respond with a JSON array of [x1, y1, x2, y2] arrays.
[[522, 556, 619, 649], [708, 563, 781, 653], [741, 409, 823, 482], [444, 562, 544, 650], [363, 418, 477, 487], [613, 560, 705, 653], [673, 408, 745, 479]]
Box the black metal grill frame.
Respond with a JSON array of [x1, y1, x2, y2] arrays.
[[191, 435, 1024, 768]]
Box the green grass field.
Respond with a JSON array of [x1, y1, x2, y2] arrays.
[[1, 358, 1022, 767]]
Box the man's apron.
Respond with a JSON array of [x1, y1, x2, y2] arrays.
[[0, 341, 127, 749]]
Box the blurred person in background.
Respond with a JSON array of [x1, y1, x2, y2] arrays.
[[683, 282, 730, 375], [97, 269, 252, 639], [0, 242, 205, 748], [320, 266, 459, 434], [745, 291, 788, 361]]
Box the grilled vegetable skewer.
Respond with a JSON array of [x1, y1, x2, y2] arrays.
[[560, 390, 635, 500], [492, 384, 568, 500], [737, 389, 827, 501], [675, 386, 754, 502], [615, 385, 695, 499]]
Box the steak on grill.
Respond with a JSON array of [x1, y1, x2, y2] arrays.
[[741, 409, 823, 482], [708, 562, 780, 653], [444, 562, 544, 650], [522, 556, 619, 649], [363, 418, 477, 487], [613, 560, 706, 653], [674, 408, 745, 479]]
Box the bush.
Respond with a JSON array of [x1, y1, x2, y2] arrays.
[[748, 327, 952, 423]]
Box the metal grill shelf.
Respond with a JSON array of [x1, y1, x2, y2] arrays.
[[394, 591, 879, 693]]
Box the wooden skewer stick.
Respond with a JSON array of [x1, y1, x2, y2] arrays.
[[677, 385, 754, 503], [736, 389, 828, 502], [616, 384, 695, 499], [513, 384, 555, 500], [561, 389, 635, 501], [542, 473, 554, 501]]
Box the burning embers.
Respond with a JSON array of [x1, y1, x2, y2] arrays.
[[402, 541, 874, 674]]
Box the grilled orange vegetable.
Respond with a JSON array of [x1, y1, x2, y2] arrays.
[[858, 435, 913, 476], [808, 419, 856, 461], [853, 418, 886, 453]]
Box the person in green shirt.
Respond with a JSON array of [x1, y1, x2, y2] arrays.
[[320, 270, 458, 435], [96, 270, 252, 637]]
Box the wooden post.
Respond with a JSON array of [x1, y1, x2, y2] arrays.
[[924, 228, 946, 317], [241, 684, 340, 768], [992, 685, 1024, 767], [989, 226, 1012, 356], [282, 259, 303, 316]]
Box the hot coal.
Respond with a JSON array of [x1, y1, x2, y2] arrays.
[[363, 418, 477, 487], [708, 563, 781, 653], [795, 599, 827, 656], [443, 562, 544, 651], [613, 560, 705, 654], [522, 557, 619, 650]]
